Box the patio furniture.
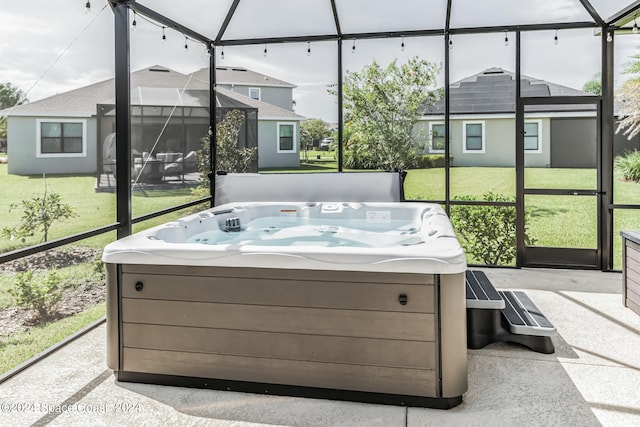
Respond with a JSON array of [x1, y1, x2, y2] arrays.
[[133, 153, 164, 184], [465, 270, 555, 354], [157, 152, 182, 181]]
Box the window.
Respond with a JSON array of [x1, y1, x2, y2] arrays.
[[277, 122, 296, 153], [462, 121, 485, 153], [249, 87, 261, 101], [524, 120, 542, 153], [36, 119, 87, 157], [429, 122, 446, 153]]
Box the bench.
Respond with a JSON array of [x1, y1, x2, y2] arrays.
[[465, 270, 555, 354]]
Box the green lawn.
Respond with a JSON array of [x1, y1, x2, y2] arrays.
[[0, 303, 105, 374], [405, 167, 640, 269], [2, 163, 640, 266], [0, 164, 199, 253]]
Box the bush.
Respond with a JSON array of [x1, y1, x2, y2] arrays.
[[449, 192, 535, 266], [2, 191, 76, 243], [9, 270, 62, 321], [615, 150, 640, 182], [416, 154, 452, 168], [343, 142, 381, 169]]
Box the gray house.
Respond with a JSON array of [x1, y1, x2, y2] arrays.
[[211, 66, 296, 111], [420, 68, 598, 168], [1, 65, 304, 176]]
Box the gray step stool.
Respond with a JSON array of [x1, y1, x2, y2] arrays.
[[465, 270, 555, 354]]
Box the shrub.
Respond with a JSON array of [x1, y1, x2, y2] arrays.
[[416, 154, 452, 168], [9, 270, 62, 321], [2, 191, 76, 243], [615, 150, 640, 182], [449, 192, 535, 266]]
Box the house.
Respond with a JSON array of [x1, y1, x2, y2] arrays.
[[420, 68, 599, 168], [1, 65, 304, 176], [211, 66, 296, 111]]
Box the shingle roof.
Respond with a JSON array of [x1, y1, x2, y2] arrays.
[[0, 66, 204, 117], [96, 85, 303, 121], [193, 66, 296, 88], [0, 65, 300, 119], [423, 67, 594, 115]]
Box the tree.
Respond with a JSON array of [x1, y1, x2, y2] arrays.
[[582, 72, 601, 96], [617, 52, 640, 139], [0, 82, 28, 139], [195, 109, 257, 189], [2, 189, 76, 243], [333, 57, 441, 170], [301, 118, 330, 150]]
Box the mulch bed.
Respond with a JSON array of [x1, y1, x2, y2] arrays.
[[0, 247, 106, 337]]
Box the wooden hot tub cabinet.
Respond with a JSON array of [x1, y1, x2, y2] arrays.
[[621, 231, 640, 316], [105, 263, 467, 408]]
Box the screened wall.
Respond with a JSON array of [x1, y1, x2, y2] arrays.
[[98, 0, 640, 271], [4, 0, 640, 272]]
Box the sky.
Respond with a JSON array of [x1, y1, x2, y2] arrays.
[[0, 0, 639, 123]]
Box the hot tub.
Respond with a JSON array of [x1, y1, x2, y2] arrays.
[[103, 201, 468, 408]]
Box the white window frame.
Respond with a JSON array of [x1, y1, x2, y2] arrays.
[[36, 118, 87, 158], [429, 122, 446, 153], [277, 122, 297, 154], [249, 87, 261, 101], [462, 120, 485, 154], [524, 119, 542, 154]]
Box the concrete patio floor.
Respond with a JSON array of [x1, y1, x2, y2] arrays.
[[1, 268, 639, 426]]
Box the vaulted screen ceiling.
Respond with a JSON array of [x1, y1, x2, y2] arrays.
[[131, 0, 640, 44]]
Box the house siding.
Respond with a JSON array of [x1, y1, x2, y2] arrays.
[[8, 116, 97, 175], [218, 84, 293, 112], [420, 117, 551, 167], [257, 120, 300, 169]]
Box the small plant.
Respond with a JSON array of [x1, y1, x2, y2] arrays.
[[9, 269, 62, 321], [615, 150, 640, 182], [92, 256, 106, 280], [449, 191, 535, 266], [2, 188, 76, 243]]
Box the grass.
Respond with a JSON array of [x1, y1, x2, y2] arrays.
[[2, 162, 640, 266], [0, 302, 105, 374], [0, 164, 197, 253], [405, 166, 640, 269], [0, 163, 201, 373]]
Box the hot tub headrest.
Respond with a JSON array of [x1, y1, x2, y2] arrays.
[[214, 172, 404, 205]]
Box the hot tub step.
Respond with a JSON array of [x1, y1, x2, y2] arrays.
[[465, 270, 555, 354], [498, 290, 555, 337], [465, 270, 504, 309]]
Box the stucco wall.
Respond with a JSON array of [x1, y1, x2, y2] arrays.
[[257, 120, 300, 169], [7, 116, 97, 175], [420, 117, 551, 168]]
